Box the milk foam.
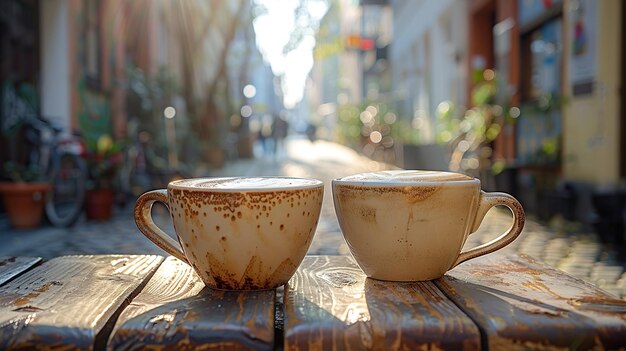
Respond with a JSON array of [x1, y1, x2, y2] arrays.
[[337, 170, 474, 183], [171, 177, 321, 190]]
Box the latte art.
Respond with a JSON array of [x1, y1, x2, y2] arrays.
[[337, 170, 474, 183], [171, 177, 322, 190]]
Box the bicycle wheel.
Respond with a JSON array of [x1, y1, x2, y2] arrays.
[[45, 152, 87, 227]]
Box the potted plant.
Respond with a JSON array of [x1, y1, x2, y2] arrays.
[[0, 162, 50, 229], [434, 73, 506, 175], [84, 134, 123, 221]]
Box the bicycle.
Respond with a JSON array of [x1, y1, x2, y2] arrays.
[[116, 123, 189, 208], [2, 84, 87, 227]]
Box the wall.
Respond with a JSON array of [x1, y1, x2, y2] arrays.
[[308, 0, 361, 141], [389, 0, 468, 144], [40, 0, 71, 129], [562, 0, 622, 186]]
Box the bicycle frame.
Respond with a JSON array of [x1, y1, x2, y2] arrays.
[[23, 117, 88, 227]]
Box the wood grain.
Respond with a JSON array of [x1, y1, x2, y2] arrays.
[[108, 256, 275, 351], [0, 256, 41, 287], [0, 254, 163, 350], [284, 255, 480, 350], [437, 253, 626, 350]]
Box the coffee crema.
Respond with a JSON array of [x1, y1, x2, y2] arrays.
[[336, 170, 475, 183], [170, 177, 322, 190]]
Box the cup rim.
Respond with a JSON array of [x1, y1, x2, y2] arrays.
[[332, 170, 480, 187], [168, 176, 324, 192]]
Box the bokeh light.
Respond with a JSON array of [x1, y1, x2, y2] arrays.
[[230, 114, 242, 127], [509, 106, 521, 118], [243, 84, 257, 98], [164, 106, 176, 119], [241, 105, 253, 117], [483, 69, 495, 81], [370, 131, 383, 143], [383, 112, 397, 124], [381, 136, 394, 148], [363, 143, 376, 156], [360, 111, 374, 126], [365, 105, 378, 117], [458, 140, 470, 152]]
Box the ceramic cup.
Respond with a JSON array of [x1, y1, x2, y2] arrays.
[[135, 177, 324, 290], [332, 170, 525, 281]]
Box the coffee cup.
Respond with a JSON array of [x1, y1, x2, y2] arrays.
[[332, 170, 525, 281], [134, 177, 324, 290]]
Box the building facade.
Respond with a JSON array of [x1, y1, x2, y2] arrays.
[[2, 0, 278, 173], [390, 0, 468, 145], [385, 0, 625, 232], [308, 0, 625, 228]]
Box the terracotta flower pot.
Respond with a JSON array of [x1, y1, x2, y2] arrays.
[[85, 188, 115, 221], [0, 182, 50, 229]]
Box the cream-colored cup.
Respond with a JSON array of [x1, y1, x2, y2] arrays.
[[135, 177, 323, 290], [332, 170, 525, 281]]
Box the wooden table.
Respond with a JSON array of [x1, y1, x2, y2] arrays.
[[0, 253, 625, 350]]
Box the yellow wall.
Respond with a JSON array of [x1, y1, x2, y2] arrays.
[[563, 0, 622, 185]]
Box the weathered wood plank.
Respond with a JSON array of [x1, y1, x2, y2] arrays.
[[0, 256, 41, 287], [110, 256, 206, 329], [284, 255, 480, 350], [437, 253, 626, 350], [0, 254, 163, 350], [108, 256, 275, 351]]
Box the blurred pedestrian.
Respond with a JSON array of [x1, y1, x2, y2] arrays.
[[306, 123, 317, 143], [273, 114, 289, 158], [258, 114, 274, 156]]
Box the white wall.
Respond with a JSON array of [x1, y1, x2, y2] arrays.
[[40, 0, 71, 129]]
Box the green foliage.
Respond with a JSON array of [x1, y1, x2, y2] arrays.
[[84, 134, 124, 189], [335, 100, 399, 151], [434, 72, 517, 176], [125, 65, 180, 157], [336, 103, 362, 148], [1, 83, 47, 183], [1, 82, 38, 135], [391, 118, 421, 146], [127, 66, 179, 128], [2, 161, 48, 183], [516, 97, 564, 167], [526, 92, 568, 115], [77, 78, 112, 148]]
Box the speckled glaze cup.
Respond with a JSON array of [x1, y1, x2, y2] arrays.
[[332, 170, 525, 281], [135, 177, 324, 290]]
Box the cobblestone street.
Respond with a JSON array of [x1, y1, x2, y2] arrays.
[[1, 136, 625, 299]]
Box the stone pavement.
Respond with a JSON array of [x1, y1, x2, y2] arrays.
[[1, 136, 625, 299]]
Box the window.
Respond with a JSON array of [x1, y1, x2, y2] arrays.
[[84, 0, 101, 89], [518, 18, 563, 166], [520, 19, 562, 102]]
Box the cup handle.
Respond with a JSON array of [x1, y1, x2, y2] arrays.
[[451, 191, 525, 268], [134, 189, 189, 264]]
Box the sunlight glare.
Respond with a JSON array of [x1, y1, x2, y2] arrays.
[[253, 0, 328, 108]]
